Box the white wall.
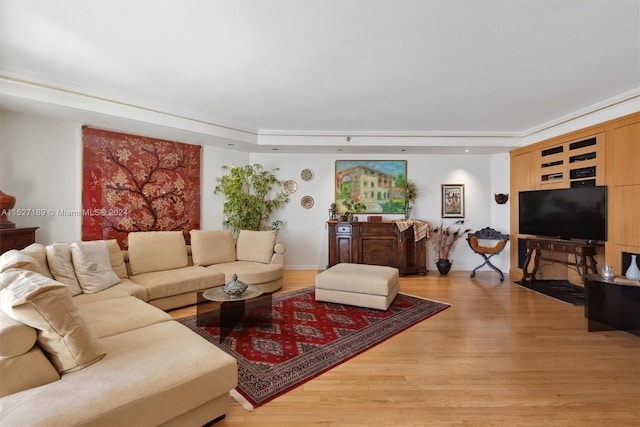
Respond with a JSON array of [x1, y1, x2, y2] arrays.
[[250, 152, 511, 271], [0, 111, 249, 245], [0, 112, 512, 272], [25, 110, 639, 275], [1, 111, 83, 243]]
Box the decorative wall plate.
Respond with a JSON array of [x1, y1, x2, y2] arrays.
[[283, 180, 298, 195], [301, 195, 314, 209], [300, 168, 314, 181]]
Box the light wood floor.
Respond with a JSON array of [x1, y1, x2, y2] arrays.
[[169, 270, 640, 427]]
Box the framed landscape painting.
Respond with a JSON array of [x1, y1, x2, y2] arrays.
[[441, 184, 465, 218], [335, 160, 408, 214]]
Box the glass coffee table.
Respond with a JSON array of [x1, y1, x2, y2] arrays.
[[197, 285, 272, 342]]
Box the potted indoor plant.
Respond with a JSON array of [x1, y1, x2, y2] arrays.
[[404, 180, 417, 219], [431, 220, 470, 274], [214, 163, 289, 236]]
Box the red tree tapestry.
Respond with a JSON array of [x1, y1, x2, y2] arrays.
[[82, 127, 201, 248]]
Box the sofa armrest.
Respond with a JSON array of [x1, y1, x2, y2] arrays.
[[270, 243, 286, 265]]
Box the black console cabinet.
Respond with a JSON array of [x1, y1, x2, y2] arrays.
[[584, 274, 640, 337]]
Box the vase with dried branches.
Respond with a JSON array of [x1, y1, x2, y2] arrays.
[[431, 220, 471, 274]]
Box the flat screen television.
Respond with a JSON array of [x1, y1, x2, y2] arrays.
[[518, 186, 607, 242]]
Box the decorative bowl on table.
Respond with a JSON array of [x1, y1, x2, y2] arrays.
[[222, 274, 248, 296]]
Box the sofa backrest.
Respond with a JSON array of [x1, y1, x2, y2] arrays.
[[127, 231, 189, 275]]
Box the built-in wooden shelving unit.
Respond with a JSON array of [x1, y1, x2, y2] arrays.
[[510, 112, 640, 283]]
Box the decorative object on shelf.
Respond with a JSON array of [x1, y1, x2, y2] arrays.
[[0, 190, 17, 229], [301, 195, 314, 209], [340, 212, 353, 222], [283, 180, 298, 195], [300, 168, 314, 181], [601, 264, 614, 280], [222, 273, 248, 296], [431, 220, 471, 275], [328, 203, 337, 220], [404, 180, 417, 219], [214, 163, 290, 235], [494, 193, 509, 204], [625, 254, 640, 280], [441, 184, 465, 218]]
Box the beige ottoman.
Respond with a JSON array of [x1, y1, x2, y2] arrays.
[[315, 263, 400, 310]]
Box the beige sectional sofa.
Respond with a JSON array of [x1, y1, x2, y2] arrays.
[[0, 229, 285, 426]]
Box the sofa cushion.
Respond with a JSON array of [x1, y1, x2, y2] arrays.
[[46, 242, 83, 296], [0, 321, 238, 426], [77, 296, 172, 338], [0, 269, 106, 373], [106, 239, 128, 279], [236, 230, 277, 264], [208, 261, 283, 285], [0, 346, 60, 398], [130, 266, 223, 301], [190, 230, 237, 266], [128, 231, 189, 275], [72, 278, 149, 305], [0, 309, 36, 358], [70, 241, 121, 294], [0, 249, 45, 276]]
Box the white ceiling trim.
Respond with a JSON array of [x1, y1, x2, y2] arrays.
[[1, 75, 638, 154]]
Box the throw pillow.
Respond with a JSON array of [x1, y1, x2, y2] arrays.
[[45, 243, 83, 296], [236, 230, 277, 264], [0, 269, 106, 373], [105, 239, 128, 279], [0, 250, 44, 277], [127, 231, 189, 275], [70, 241, 121, 294], [19, 243, 53, 278], [190, 230, 237, 266]]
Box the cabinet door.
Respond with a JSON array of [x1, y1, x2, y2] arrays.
[[360, 236, 396, 266], [328, 222, 354, 267]]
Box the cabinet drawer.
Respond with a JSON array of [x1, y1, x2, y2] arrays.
[[336, 224, 351, 234]]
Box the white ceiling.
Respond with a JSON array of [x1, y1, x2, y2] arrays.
[[1, 0, 639, 154]]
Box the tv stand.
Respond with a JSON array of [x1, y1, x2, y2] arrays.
[[520, 238, 599, 284]]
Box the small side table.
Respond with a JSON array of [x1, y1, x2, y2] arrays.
[[197, 285, 272, 342], [584, 274, 640, 337], [0, 227, 39, 255]]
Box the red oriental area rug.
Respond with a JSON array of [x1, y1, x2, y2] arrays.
[[178, 287, 450, 409]]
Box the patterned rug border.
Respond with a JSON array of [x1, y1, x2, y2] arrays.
[[178, 287, 450, 408]]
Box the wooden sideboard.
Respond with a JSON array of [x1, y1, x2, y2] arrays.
[[0, 227, 39, 254], [327, 221, 427, 275]]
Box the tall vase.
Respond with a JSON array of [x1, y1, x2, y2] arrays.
[[0, 190, 16, 229], [625, 254, 640, 280]]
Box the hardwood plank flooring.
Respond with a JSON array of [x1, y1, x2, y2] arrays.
[[169, 270, 640, 427]]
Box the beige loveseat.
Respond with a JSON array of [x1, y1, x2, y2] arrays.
[[0, 229, 285, 425]]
